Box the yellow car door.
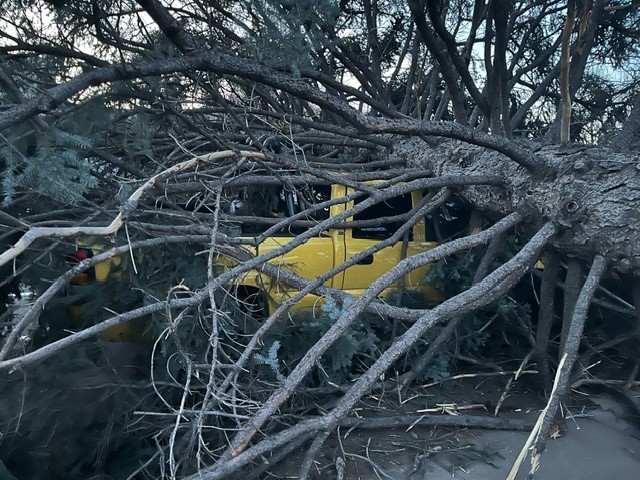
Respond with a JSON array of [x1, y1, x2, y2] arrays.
[[252, 184, 345, 313], [340, 189, 440, 306]]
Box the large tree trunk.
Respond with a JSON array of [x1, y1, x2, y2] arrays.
[[392, 137, 640, 275]]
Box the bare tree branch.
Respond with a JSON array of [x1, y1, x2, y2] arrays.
[[513, 254, 607, 479], [189, 222, 557, 479]]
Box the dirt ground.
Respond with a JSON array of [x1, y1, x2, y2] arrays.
[[273, 377, 640, 480]]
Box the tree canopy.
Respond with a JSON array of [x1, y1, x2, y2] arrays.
[[1, 1, 640, 479]]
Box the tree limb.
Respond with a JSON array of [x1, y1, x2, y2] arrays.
[[189, 222, 557, 479], [510, 254, 607, 480], [0, 150, 268, 268]]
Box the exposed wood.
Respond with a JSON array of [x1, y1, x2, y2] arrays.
[[527, 255, 607, 478]]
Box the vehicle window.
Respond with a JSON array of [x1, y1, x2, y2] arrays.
[[234, 184, 331, 235], [299, 185, 331, 221], [425, 200, 471, 241], [352, 193, 413, 240]]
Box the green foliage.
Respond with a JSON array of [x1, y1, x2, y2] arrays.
[[248, 280, 503, 387], [596, 5, 640, 68], [254, 297, 382, 386], [254, 340, 286, 382], [424, 239, 536, 361], [424, 251, 478, 295], [243, 0, 339, 73], [1, 128, 97, 205], [422, 353, 452, 383], [0, 343, 158, 479], [315, 297, 379, 378]]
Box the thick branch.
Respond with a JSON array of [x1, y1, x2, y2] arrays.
[[135, 0, 198, 53], [535, 249, 561, 392], [190, 222, 556, 479], [560, 0, 577, 144], [424, 0, 490, 115], [515, 254, 607, 479], [545, 0, 606, 144], [408, 0, 469, 123], [221, 212, 528, 460], [365, 118, 547, 173]]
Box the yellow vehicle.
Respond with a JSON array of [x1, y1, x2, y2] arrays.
[[66, 242, 151, 343], [57, 180, 449, 341], [217, 181, 443, 318]]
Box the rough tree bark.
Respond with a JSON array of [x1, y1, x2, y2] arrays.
[[391, 137, 640, 274]]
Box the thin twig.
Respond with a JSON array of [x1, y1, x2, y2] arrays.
[[0, 150, 267, 268], [344, 453, 395, 480], [495, 352, 534, 416]]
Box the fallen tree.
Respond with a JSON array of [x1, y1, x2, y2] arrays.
[[1, 1, 639, 479]]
